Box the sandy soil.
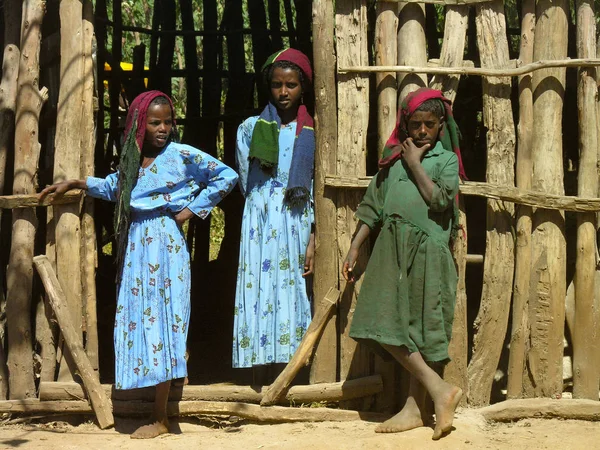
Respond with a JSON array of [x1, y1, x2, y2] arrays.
[[0, 408, 598, 450]]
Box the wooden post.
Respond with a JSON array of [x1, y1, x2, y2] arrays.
[[428, 5, 468, 402], [507, 0, 535, 399], [5, 0, 47, 400], [373, 1, 398, 413], [81, 0, 99, 371], [572, 0, 598, 400], [261, 288, 340, 406], [528, 0, 568, 398], [335, 0, 372, 411], [33, 256, 114, 429], [53, 0, 85, 381], [375, 2, 398, 158], [468, 0, 516, 407], [396, 2, 427, 101], [311, 0, 339, 386]]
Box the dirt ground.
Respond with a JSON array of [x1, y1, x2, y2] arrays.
[[0, 408, 598, 450]]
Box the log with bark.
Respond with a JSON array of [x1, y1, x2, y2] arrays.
[[6, 0, 47, 400]]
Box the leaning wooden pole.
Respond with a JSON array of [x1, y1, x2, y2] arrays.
[[5, 0, 47, 399], [335, 0, 371, 411], [33, 256, 114, 429], [572, 0, 598, 400], [528, 0, 568, 398], [375, 1, 398, 158], [429, 4, 469, 401], [310, 0, 339, 386], [53, 0, 85, 381], [468, 0, 516, 407], [507, 0, 535, 399]]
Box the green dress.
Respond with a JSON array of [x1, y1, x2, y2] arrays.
[[349, 141, 459, 363]]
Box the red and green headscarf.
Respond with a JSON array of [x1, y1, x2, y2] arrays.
[[248, 48, 315, 206], [379, 87, 466, 180]]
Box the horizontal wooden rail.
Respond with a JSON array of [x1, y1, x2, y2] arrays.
[[382, 0, 493, 4], [338, 58, 600, 77], [325, 176, 600, 212], [0, 191, 83, 210]]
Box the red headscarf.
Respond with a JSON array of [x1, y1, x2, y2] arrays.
[[379, 88, 466, 180]]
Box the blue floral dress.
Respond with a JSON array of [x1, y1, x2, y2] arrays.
[[87, 142, 238, 389], [232, 116, 314, 368]]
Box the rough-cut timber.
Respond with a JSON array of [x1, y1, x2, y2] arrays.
[[572, 0, 599, 400], [468, 0, 516, 407], [507, 0, 535, 399], [33, 256, 113, 429], [396, 2, 427, 101], [428, 5, 468, 403], [0, 191, 83, 209], [335, 0, 371, 411], [6, 0, 47, 400], [40, 375, 383, 404], [53, 0, 85, 381], [528, 0, 568, 398], [310, 0, 339, 386], [375, 2, 398, 158], [0, 399, 388, 423], [81, 0, 99, 372], [261, 288, 340, 406], [480, 398, 600, 422]]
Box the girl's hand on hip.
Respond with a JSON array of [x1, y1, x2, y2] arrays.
[[174, 207, 195, 227]]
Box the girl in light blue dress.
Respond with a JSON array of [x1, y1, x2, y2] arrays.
[[40, 91, 238, 438], [232, 49, 315, 370]]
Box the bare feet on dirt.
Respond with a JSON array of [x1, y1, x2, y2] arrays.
[[130, 420, 169, 439], [431, 385, 462, 440]]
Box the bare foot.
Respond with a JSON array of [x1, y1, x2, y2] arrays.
[[431, 385, 462, 440], [131, 421, 169, 439], [375, 400, 425, 433]]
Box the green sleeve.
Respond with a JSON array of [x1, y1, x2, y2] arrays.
[[430, 153, 459, 212], [355, 169, 387, 229]]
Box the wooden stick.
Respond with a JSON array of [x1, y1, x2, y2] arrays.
[[382, 0, 495, 4], [0, 191, 83, 209], [39, 375, 383, 404], [0, 399, 388, 423], [480, 398, 600, 422], [572, 0, 599, 400], [338, 58, 600, 76], [261, 288, 341, 406], [33, 255, 114, 429], [506, 0, 535, 400], [325, 177, 600, 212]]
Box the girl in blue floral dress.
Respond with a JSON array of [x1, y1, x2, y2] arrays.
[[39, 91, 238, 438], [232, 49, 315, 372]]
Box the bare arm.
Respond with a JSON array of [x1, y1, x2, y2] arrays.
[[38, 179, 87, 201], [342, 222, 371, 282]]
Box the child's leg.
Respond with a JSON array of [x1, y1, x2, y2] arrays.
[[376, 374, 428, 433], [381, 344, 462, 440], [131, 380, 171, 439]]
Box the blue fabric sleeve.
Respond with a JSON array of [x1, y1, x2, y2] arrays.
[[86, 173, 119, 202]]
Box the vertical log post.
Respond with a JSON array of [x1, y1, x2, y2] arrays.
[[53, 0, 85, 381], [468, 0, 516, 407], [6, 0, 47, 399], [335, 0, 371, 410], [375, 2, 398, 159], [396, 2, 427, 101], [507, 0, 535, 399], [310, 0, 339, 385], [528, 0, 568, 398], [81, 0, 99, 371], [373, 1, 398, 412], [429, 5, 469, 403], [572, 0, 598, 400]]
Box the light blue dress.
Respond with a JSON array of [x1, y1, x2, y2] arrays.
[[87, 142, 238, 389], [232, 116, 314, 368]]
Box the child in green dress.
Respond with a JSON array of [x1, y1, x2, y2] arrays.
[[343, 88, 465, 440]]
